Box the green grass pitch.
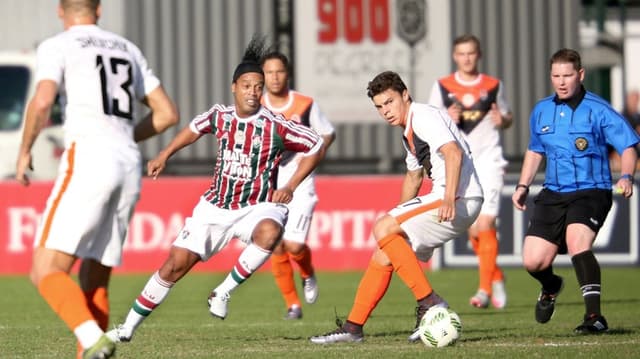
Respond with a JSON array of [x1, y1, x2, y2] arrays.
[[1, 267, 639, 358]]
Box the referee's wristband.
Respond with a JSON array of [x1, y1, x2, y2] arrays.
[[515, 184, 530, 194], [620, 174, 634, 184]]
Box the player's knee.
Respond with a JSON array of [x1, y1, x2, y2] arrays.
[[252, 219, 284, 250], [283, 240, 305, 255], [372, 215, 399, 240]]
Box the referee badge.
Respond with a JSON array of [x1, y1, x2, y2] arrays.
[[575, 137, 588, 151]]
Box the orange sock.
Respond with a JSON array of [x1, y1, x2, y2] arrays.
[[378, 234, 432, 300], [289, 245, 314, 279], [38, 271, 95, 331], [477, 229, 499, 293], [347, 259, 393, 325], [492, 266, 505, 282], [469, 235, 479, 254], [271, 253, 300, 308]]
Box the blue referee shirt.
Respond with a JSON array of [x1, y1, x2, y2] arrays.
[[528, 86, 640, 192]]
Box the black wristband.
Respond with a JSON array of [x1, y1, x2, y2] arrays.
[[515, 184, 529, 194], [621, 174, 634, 185]]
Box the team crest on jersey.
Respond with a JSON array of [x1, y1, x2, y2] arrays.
[[575, 137, 588, 151], [254, 117, 265, 128], [222, 114, 233, 124], [252, 135, 262, 148]]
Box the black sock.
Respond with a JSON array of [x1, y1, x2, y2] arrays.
[[572, 250, 601, 316], [417, 291, 445, 308], [343, 320, 363, 334], [528, 266, 562, 293]]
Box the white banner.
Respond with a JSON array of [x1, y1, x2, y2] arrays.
[[294, 0, 451, 123]]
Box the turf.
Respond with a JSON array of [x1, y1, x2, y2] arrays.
[[1, 267, 639, 358]]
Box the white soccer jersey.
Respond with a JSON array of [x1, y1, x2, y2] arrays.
[[403, 102, 483, 199], [35, 24, 160, 146], [428, 73, 510, 168]]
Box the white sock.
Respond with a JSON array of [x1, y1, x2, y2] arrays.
[[214, 243, 271, 294], [124, 271, 174, 331], [74, 320, 103, 349]]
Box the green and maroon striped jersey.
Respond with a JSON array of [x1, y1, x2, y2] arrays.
[[189, 104, 321, 209]]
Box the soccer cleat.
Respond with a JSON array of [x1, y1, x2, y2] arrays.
[[491, 280, 507, 309], [574, 313, 609, 334], [105, 324, 133, 343], [302, 275, 319, 304], [208, 291, 230, 320], [285, 305, 302, 320], [310, 326, 363, 344], [535, 276, 564, 324], [470, 289, 490, 309], [408, 301, 449, 343], [82, 334, 116, 359]]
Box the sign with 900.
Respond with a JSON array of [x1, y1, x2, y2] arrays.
[[317, 0, 390, 43]]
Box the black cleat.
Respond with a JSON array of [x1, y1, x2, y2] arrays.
[[535, 276, 564, 324], [575, 314, 608, 334]]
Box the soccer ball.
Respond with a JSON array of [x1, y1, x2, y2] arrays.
[[418, 307, 462, 348]]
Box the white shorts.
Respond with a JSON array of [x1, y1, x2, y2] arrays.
[[388, 192, 483, 262], [282, 183, 318, 244], [34, 139, 142, 267], [475, 164, 504, 217], [173, 197, 289, 261]]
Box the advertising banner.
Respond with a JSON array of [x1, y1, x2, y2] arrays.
[[0, 176, 433, 274]]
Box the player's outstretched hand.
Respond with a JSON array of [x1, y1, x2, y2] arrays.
[[147, 157, 166, 180]]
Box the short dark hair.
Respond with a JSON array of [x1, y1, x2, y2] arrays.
[[260, 50, 290, 72], [366, 71, 407, 99], [550, 48, 582, 71], [453, 34, 482, 55], [232, 34, 267, 83]]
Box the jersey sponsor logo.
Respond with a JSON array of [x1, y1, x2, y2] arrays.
[[234, 131, 245, 144], [254, 118, 265, 128], [222, 149, 253, 180]]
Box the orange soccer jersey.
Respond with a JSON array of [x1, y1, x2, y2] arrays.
[[436, 74, 500, 134]]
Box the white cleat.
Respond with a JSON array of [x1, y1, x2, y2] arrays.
[[302, 275, 319, 304], [105, 324, 133, 343], [208, 291, 230, 319], [491, 280, 507, 309], [310, 327, 363, 344], [470, 289, 490, 309]]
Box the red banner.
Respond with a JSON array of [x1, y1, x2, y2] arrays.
[[0, 176, 432, 274]]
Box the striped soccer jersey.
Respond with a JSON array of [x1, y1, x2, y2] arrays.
[[190, 104, 321, 209]]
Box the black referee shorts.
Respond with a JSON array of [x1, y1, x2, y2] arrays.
[[525, 188, 612, 254]]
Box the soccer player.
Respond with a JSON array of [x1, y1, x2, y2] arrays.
[[310, 71, 483, 344], [106, 36, 323, 343], [428, 34, 511, 309], [261, 50, 336, 319], [512, 48, 639, 333], [15, 1, 178, 358]]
